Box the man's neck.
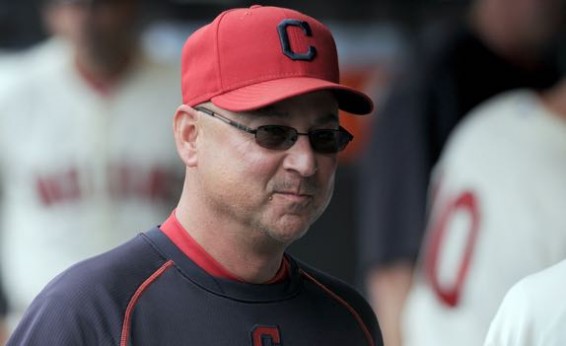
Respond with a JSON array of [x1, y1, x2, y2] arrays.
[[74, 50, 134, 94], [175, 202, 286, 284]]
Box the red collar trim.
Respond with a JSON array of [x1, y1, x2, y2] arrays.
[[159, 211, 288, 283]]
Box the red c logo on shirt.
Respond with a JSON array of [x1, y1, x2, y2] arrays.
[[251, 325, 282, 346]]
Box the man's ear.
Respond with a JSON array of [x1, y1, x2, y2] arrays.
[[173, 104, 199, 167]]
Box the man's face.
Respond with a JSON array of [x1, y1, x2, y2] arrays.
[[196, 91, 340, 246], [44, 0, 138, 64], [513, 0, 565, 51]]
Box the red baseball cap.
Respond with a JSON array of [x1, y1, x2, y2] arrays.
[[181, 5, 373, 115]]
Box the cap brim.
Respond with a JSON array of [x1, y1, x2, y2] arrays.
[[210, 77, 373, 115]]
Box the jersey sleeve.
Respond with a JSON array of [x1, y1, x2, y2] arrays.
[[296, 259, 384, 345], [6, 263, 126, 346], [8, 290, 97, 345]]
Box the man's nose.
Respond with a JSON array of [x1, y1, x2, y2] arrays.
[[282, 135, 318, 177]]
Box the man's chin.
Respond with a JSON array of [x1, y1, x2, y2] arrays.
[[267, 223, 310, 246]]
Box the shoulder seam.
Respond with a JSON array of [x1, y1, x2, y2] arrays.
[[120, 260, 175, 346], [300, 270, 375, 346]]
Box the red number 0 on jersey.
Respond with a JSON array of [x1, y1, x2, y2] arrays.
[[423, 190, 480, 307]]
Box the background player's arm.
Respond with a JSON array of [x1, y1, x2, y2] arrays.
[[0, 322, 7, 345], [358, 51, 436, 346], [365, 261, 414, 346]]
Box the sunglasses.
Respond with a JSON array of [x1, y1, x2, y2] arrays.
[[195, 107, 353, 154]]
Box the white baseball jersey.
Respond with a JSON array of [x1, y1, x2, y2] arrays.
[[0, 54, 21, 96], [484, 258, 566, 346], [0, 39, 184, 327], [402, 89, 566, 346]]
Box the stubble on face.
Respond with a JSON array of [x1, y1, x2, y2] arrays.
[[198, 91, 339, 248], [254, 172, 336, 245]]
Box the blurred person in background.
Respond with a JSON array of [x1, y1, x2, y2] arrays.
[[405, 74, 566, 346], [0, 0, 183, 338], [357, 0, 564, 344]]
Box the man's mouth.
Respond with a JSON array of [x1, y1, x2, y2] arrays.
[[272, 191, 313, 203]]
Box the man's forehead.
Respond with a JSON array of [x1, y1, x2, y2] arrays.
[[252, 92, 339, 120]]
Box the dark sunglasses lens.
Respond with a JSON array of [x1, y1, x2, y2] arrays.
[[310, 128, 353, 153], [256, 125, 297, 150]]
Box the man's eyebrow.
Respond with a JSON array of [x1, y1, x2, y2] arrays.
[[317, 112, 340, 124], [254, 105, 287, 118], [254, 106, 339, 124]]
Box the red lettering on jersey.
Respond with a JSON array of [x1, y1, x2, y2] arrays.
[[424, 190, 480, 307], [36, 168, 81, 205], [36, 164, 181, 206], [36, 176, 55, 205], [251, 325, 282, 346], [108, 163, 180, 202], [147, 168, 178, 201]]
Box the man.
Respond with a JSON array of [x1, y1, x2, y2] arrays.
[[7, 5, 383, 345], [358, 0, 564, 344], [403, 75, 566, 346], [0, 0, 183, 336]]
